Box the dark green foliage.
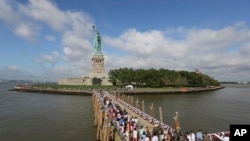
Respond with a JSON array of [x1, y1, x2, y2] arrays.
[[109, 68, 220, 87]]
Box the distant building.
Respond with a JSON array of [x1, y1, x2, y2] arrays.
[[237, 81, 249, 84]]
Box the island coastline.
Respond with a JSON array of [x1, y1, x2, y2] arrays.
[[11, 85, 224, 95]]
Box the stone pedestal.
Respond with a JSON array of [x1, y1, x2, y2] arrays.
[[91, 55, 105, 74], [81, 55, 112, 85]]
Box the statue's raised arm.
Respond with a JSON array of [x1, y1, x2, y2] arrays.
[[92, 25, 102, 55]]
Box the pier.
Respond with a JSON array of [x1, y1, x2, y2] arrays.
[[92, 90, 230, 141], [92, 89, 180, 141]]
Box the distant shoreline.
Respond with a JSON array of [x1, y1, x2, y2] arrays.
[[12, 85, 224, 95]]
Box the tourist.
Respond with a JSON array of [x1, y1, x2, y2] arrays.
[[151, 132, 159, 141], [203, 131, 209, 141], [166, 130, 172, 141], [144, 134, 150, 141], [190, 131, 195, 141], [135, 116, 138, 124], [159, 130, 164, 141], [145, 126, 150, 137], [160, 130, 170, 141], [179, 133, 186, 141], [186, 132, 191, 141], [141, 131, 146, 141], [139, 126, 145, 140], [133, 127, 138, 141], [125, 121, 130, 138], [213, 133, 229, 141], [196, 129, 203, 141], [152, 126, 160, 137]]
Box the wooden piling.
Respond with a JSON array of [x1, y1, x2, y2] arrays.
[[124, 95, 127, 103], [93, 95, 98, 126], [142, 100, 145, 112], [159, 106, 163, 122], [150, 103, 154, 117], [103, 112, 110, 141], [136, 98, 139, 109], [96, 109, 102, 140]]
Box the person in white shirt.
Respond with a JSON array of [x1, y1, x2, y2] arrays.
[[133, 128, 138, 141], [186, 132, 191, 141], [151, 132, 159, 141], [144, 134, 150, 141], [213, 133, 229, 141], [190, 131, 195, 141], [134, 116, 138, 124]]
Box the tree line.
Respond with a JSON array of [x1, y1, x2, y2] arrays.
[[108, 68, 220, 87]]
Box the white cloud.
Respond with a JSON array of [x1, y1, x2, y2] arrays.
[[104, 29, 164, 56], [18, 0, 68, 31], [63, 47, 74, 56], [0, 0, 19, 23], [1, 0, 250, 82], [45, 35, 55, 41], [15, 23, 37, 42], [0, 0, 94, 80], [52, 51, 60, 57], [34, 52, 61, 66], [0, 0, 93, 42], [7, 65, 19, 71], [17, 0, 94, 73], [42, 54, 55, 63], [0, 65, 36, 81], [103, 23, 250, 81], [239, 42, 250, 55], [0, 0, 38, 41]]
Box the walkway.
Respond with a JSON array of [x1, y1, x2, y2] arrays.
[[92, 89, 230, 141], [92, 89, 179, 141]]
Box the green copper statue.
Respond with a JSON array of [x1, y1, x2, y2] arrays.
[[92, 25, 102, 55]]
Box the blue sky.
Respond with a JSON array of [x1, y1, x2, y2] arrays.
[[1, 0, 250, 82]]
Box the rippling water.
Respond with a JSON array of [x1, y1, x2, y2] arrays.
[[0, 82, 96, 141], [0, 82, 249, 141], [133, 84, 250, 133]]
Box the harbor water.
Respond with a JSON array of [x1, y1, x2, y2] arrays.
[[0, 82, 96, 141], [0, 82, 250, 141]]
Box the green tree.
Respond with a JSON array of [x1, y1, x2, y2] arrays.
[[108, 68, 220, 87]]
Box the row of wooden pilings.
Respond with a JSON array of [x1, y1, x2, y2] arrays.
[[92, 90, 112, 141], [92, 90, 181, 141]]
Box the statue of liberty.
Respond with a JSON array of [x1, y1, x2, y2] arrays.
[[92, 25, 102, 55]]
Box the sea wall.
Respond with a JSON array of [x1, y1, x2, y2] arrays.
[[120, 86, 225, 95], [13, 86, 92, 95], [12, 85, 224, 95]]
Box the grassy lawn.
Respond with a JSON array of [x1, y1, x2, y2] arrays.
[[33, 83, 120, 89], [33, 84, 179, 90], [133, 87, 180, 91]]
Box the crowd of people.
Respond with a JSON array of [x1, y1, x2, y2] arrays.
[[95, 90, 229, 141]]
